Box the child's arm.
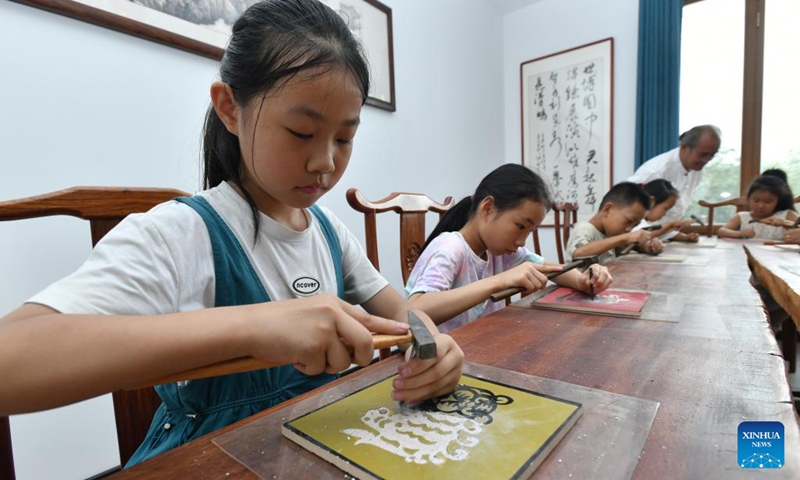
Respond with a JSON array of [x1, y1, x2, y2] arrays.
[[0, 295, 411, 415], [763, 211, 799, 228], [784, 228, 800, 244], [636, 237, 664, 255], [571, 235, 626, 258], [649, 219, 692, 238], [717, 214, 753, 238], [672, 231, 700, 242], [573, 230, 651, 259], [549, 262, 613, 294], [407, 262, 562, 324], [361, 286, 464, 404]]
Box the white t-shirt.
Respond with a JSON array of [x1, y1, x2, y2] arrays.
[[29, 182, 388, 316], [627, 147, 703, 222], [737, 210, 791, 241], [565, 221, 615, 264], [404, 231, 544, 333]]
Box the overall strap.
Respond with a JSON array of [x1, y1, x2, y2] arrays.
[[127, 196, 343, 468], [174, 196, 270, 306], [309, 204, 345, 299]]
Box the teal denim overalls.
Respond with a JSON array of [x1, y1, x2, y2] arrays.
[[126, 196, 343, 467]]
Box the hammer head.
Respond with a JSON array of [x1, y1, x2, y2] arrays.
[[407, 311, 437, 360], [573, 255, 599, 269]]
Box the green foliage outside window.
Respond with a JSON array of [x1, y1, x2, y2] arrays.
[[684, 148, 740, 224], [685, 149, 800, 224]]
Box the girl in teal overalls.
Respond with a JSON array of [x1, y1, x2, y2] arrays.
[[0, 0, 464, 466]]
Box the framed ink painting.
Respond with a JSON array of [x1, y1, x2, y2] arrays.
[[13, 0, 396, 111], [322, 0, 396, 111], [520, 38, 613, 222]]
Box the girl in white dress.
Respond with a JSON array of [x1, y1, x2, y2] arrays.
[[717, 174, 797, 240]]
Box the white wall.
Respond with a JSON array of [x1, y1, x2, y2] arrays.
[[0, 0, 503, 478], [1, 2, 213, 479], [325, 0, 505, 291], [502, 0, 639, 183]]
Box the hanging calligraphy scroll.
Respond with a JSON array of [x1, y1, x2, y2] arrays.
[[520, 38, 613, 222]]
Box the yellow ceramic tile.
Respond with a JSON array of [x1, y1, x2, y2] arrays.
[[283, 374, 582, 479]]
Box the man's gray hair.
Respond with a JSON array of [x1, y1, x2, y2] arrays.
[[679, 125, 721, 148]]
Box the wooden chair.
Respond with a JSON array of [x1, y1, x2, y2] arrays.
[[0, 186, 190, 478], [346, 189, 455, 284], [346, 189, 454, 357], [552, 202, 579, 264], [697, 196, 749, 237], [530, 202, 579, 263], [530, 229, 543, 257]]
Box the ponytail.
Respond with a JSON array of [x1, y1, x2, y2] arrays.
[[421, 197, 474, 253], [202, 106, 260, 236]]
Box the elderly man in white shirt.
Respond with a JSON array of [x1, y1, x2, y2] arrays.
[[628, 125, 721, 223]]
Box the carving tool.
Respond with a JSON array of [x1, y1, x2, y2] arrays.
[[619, 242, 638, 255], [690, 215, 705, 227], [640, 224, 662, 232], [489, 255, 600, 302], [132, 311, 436, 389], [752, 218, 798, 228]]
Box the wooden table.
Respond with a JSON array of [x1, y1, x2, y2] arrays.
[[744, 242, 800, 327], [744, 241, 800, 373], [112, 241, 800, 479]]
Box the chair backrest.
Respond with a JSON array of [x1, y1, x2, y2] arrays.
[[552, 202, 579, 264], [346, 189, 455, 285], [697, 196, 748, 237], [530, 228, 542, 257], [0, 186, 190, 476]]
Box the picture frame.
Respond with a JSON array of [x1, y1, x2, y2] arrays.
[[520, 38, 613, 222], [13, 0, 396, 111]]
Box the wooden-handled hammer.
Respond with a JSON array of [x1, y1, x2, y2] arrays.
[[130, 311, 436, 389], [619, 224, 662, 255], [489, 255, 600, 302]]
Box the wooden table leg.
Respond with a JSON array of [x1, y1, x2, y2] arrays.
[[1, 416, 14, 480], [784, 317, 797, 374]]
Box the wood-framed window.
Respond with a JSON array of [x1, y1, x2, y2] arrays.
[[682, 0, 798, 223]]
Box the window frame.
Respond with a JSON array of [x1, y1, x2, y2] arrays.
[[684, 0, 764, 195]]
